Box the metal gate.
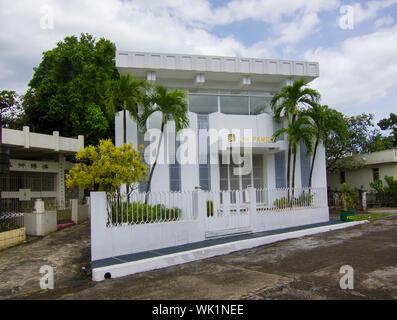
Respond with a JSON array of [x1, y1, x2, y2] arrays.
[[205, 189, 251, 238]]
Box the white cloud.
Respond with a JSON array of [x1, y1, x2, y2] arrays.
[[352, 0, 397, 24], [305, 25, 397, 111], [0, 0, 343, 94], [374, 16, 394, 27]]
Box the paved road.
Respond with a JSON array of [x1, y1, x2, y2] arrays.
[[1, 215, 397, 300]]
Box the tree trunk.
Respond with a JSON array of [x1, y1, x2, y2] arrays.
[[123, 105, 131, 210], [308, 139, 319, 189], [145, 116, 165, 204], [286, 142, 292, 200], [291, 151, 297, 204]]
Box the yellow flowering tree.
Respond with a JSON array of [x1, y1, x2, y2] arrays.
[[66, 139, 147, 202]]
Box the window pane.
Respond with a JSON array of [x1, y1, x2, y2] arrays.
[[188, 94, 218, 114], [220, 96, 249, 115], [275, 151, 286, 188], [250, 96, 272, 115]]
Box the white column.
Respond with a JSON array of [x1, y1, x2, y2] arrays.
[[56, 154, 65, 209]]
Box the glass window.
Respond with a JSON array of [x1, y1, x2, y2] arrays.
[[372, 168, 379, 181], [300, 141, 311, 188], [275, 151, 286, 188], [188, 94, 218, 114], [250, 96, 272, 115], [220, 95, 249, 115]]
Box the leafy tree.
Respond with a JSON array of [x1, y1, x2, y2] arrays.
[[378, 113, 397, 147], [273, 116, 315, 198], [271, 78, 320, 189], [303, 104, 348, 187], [66, 139, 147, 207], [138, 85, 189, 198], [0, 90, 23, 131], [326, 113, 391, 172], [22, 34, 119, 145]]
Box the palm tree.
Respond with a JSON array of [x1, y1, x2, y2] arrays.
[[138, 85, 189, 200], [273, 116, 315, 200], [106, 74, 149, 201], [271, 78, 320, 191], [303, 104, 348, 188], [106, 73, 148, 144]]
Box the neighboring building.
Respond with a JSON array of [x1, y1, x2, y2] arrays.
[[0, 126, 84, 210], [327, 149, 397, 191], [115, 50, 327, 192]]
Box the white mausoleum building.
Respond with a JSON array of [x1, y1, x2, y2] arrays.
[[0, 126, 84, 208], [114, 51, 327, 193]]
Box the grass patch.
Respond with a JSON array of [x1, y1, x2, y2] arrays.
[[354, 213, 391, 221]]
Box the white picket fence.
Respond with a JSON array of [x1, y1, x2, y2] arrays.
[[91, 187, 329, 261]]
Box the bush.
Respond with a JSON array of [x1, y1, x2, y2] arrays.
[[0, 221, 20, 233], [274, 191, 313, 209], [110, 201, 181, 224], [207, 200, 214, 217], [341, 182, 356, 211]]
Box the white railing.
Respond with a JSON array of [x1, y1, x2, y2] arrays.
[[256, 187, 327, 212], [106, 190, 194, 226], [91, 187, 329, 261]]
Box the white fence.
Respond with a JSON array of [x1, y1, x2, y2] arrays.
[[91, 187, 329, 261]]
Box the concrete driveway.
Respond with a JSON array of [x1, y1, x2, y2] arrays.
[[1, 214, 397, 300]]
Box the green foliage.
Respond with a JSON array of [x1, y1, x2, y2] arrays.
[[138, 85, 189, 194], [327, 113, 393, 172], [0, 221, 20, 233], [207, 200, 214, 217], [271, 78, 320, 123], [65, 139, 147, 195], [274, 191, 313, 208], [378, 113, 397, 147], [110, 201, 181, 224], [341, 183, 356, 211], [369, 179, 384, 193], [106, 73, 148, 121], [370, 176, 397, 195], [22, 34, 119, 145], [0, 90, 23, 129]]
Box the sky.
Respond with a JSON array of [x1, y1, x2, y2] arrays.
[[1, 0, 397, 124]]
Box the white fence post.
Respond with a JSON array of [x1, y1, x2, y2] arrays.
[[193, 187, 207, 238], [71, 199, 78, 224], [90, 191, 113, 261], [248, 186, 257, 232]]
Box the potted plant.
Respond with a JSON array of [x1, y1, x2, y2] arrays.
[[340, 183, 356, 221]]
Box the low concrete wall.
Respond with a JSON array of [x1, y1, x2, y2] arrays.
[[91, 191, 330, 262], [0, 227, 26, 250], [71, 199, 90, 224], [24, 211, 57, 236]]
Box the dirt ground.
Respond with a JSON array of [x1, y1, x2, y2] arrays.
[[1, 212, 397, 300]]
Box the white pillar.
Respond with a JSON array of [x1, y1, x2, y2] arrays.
[[57, 154, 66, 209]]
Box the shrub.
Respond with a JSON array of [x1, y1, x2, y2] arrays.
[[207, 200, 214, 217], [274, 191, 313, 209], [110, 201, 181, 224], [0, 221, 20, 233], [341, 182, 356, 211]]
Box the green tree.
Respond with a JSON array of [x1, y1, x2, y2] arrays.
[[326, 113, 391, 172], [0, 90, 23, 131], [271, 78, 320, 190], [22, 33, 119, 145], [65, 139, 147, 202], [303, 104, 348, 187], [378, 113, 397, 147], [138, 85, 189, 198], [106, 73, 149, 144], [273, 116, 315, 198]]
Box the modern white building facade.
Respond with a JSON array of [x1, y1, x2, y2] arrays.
[[114, 51, 327, 193]]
